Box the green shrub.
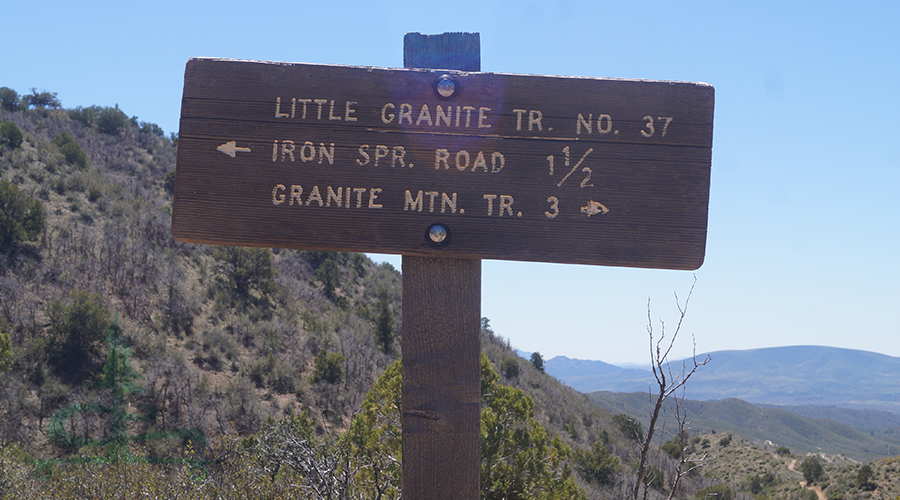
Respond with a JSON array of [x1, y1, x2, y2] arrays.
[[140, 121, 165, 137], [96, 104, 128, 135], [0, 180, 46, 253], [68, 105, 99, 126], [800, 456, 825, 484], [60, 142, 88, 170], [0, 87, 21, 111], [719, 433, 733, 447], [662, 438, 682, 460], [574, 440, 620, 486], [501, 357, 520, 379], [0, 121, 23, 149], [51, 131, 88, 170], [311, 349, 344, 384], [46, 289, 112, 380], [857, 464, 875, 490]]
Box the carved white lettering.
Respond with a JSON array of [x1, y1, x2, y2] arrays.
[[499, 195, 514, 216], [512, 109, 527, 131], [483, 194, 497, 216], [478, 107, 491, 128], [577, 113, 592, 135], [275, 97, 289, 118], [314, 99, 328, 120], [328, 100, 341, 121], [368, 188, 383, 209], [353, 187, 367, 208], [577, 113, 613, 134], [483, 194, 515, 216], [290, 185, 303, 205], [424, 191, 439, 213], [381, 103, 395, 124], [318, 143, 334, 164], [435, 105, 452, 127], [405, 190, 423, 212], [462, 106, 475, 127], [281, 140, 295, 162], [491, 152, 505, 173], [272, 184, 383, 209], [435, 149, 505, 173], [435, 149, 450, 169], [391, 146, 407, 167], [416, 104, 432, 126], [357, 145, 370, 165], [455, 150, 470, 171], [300, 142, 316, 162], [345, 101, 358, 121], [471, 151, 487, 172], [374, 145, 389, 166], [272, 184, 286, 204], [441, 192, 457, 213], [306, 186, 323, 206], [398, 103, 413, 125], [528, 110, 543, 131], [297, 99, 311, 119], [326, 186, 343, 207]]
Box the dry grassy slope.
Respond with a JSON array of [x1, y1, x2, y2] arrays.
[[0, 106, 402, 448], [692, 431, 900, 499]]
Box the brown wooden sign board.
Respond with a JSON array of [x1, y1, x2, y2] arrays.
[[173, 58, 714, 269]]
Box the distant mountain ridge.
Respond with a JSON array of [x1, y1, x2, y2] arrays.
[[545, 345, 900, 414], [588, 391, 900, 461]]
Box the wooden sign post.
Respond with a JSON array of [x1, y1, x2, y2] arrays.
[[400, 32, 482, 500], [171, 31, 714, 500]]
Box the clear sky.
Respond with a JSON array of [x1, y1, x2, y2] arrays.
[[3, 1, 898, 365]]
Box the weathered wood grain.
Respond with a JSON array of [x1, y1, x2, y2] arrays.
[[401, 256, 481, 499]]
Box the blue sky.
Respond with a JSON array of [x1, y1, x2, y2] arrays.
[[3, 1, 898, 364]]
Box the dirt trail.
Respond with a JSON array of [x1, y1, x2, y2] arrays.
[[787, 458, 827, 500]]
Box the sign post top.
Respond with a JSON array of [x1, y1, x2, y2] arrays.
[[173, 58, 713, 270], [403, 32, 481, 72]]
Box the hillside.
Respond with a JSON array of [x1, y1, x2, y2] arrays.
[[3, 88, 900, 499], [1, 88, 724, 499], [0, 96, 403, 451], [547, 345, 900, 414]]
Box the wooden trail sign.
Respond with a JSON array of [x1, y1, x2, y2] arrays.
[[173, 58, 714, 270]]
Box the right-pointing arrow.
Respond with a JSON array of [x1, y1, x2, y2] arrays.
[[581, 200, 609, 217], [217, 141, 251, 158]]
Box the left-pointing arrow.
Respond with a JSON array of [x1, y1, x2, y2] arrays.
[[217, 141, 251, 158]]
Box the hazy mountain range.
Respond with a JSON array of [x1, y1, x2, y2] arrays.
[[542, 345, 900, 414], [587, 391, 900, 461]]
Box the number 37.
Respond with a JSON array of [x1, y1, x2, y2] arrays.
[[641, 116, 673, 138]]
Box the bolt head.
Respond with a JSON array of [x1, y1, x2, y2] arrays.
[[434, 75, 460, 100], [428, 224, 448, 243], [436, 79, 456, 98]]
